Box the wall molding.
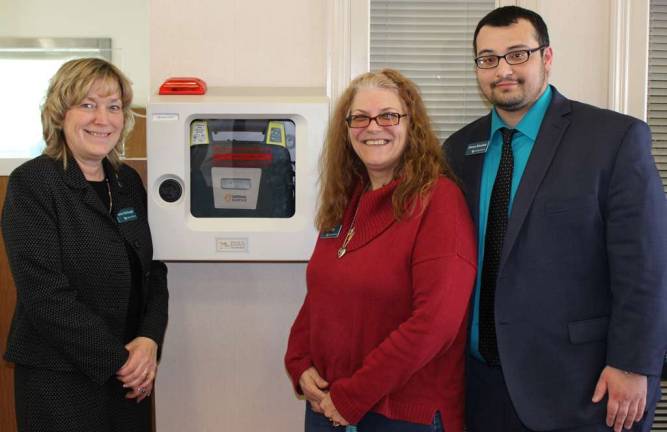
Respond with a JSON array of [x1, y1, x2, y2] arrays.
[[609, 0, 631, 114], [326, 0, 369, 107], [326, 0, 351, 106], [609, 0, 649, 119]]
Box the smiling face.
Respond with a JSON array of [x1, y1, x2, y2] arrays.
[[63, 78, 124, 166], [475, 18, 552, 122], [348, 87, 408, 189]]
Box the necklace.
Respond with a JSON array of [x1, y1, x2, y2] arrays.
[[337, 199, 361, 259], [105, 177, 113, 215]]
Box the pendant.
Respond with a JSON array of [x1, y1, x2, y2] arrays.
[[337, 247, 347, 258]]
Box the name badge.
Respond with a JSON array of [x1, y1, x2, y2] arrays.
[[116, 207, 138, 223], [320, 225, 342, 239], [465, 141, 489, 156]]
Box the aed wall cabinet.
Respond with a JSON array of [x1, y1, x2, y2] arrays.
[[147, 87, 329, 261]]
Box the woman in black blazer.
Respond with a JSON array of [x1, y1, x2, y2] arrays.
[[2, 58, 168, 432]]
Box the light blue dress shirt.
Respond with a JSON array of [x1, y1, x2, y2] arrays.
[[470, 85, 553, 361]]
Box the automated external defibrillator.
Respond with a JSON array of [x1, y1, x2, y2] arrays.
[[147, 86, 328, 260], [189, 119, 296, 218]]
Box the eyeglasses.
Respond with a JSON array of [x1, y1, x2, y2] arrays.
[[345, 112, 407, 128], [474, 45, 548, 69]]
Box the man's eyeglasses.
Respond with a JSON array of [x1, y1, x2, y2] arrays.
[[474, 45, 548, 69], [346, 112, 407, 128]]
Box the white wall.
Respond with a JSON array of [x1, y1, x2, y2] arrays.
[[150, 0, 326, 87], [0, 0, 150, 105], [149, 1, 326, 430], [512, 0, 648, 119], [530, 0, 611, 108], [159, 262, 309, 431]]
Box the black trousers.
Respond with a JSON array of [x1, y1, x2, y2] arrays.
[[14, 365, 150, 432], [305, 403, 444, 432], [465, 357, 655, 432]]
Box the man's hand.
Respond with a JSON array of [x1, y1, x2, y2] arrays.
[[592, 365, 647, 432]]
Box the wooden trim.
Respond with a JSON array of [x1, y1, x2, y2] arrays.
[[125, 107, 147, 158], [0, 176, 18, 432], [123, 159, 147, 187]]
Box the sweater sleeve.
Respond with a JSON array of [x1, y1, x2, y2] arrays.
[[329, 181, 477, 424], [1, 167, 129, 384], [284, 291, 314, 395]]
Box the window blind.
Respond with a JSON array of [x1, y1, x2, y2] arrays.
[[649, 0, 667, 193], [369, 0, 494, 142], [641, 5, 666, 432]]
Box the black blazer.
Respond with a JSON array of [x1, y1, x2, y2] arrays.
[[2, 155, 168, 385], [445, 87, 667, 430]]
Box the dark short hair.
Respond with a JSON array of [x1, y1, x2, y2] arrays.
[[473, 6, 550, 54]]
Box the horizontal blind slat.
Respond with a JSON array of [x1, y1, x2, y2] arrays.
[[370, 0, 493, 140], [650, 1, 667, 191]]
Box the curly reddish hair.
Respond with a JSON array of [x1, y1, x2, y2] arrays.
[[316, 68, 455, 231]]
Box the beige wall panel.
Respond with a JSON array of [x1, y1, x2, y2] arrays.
[[149, 0, 327, 89], [150, 1, 326, 430], [526, 0, 611, 107]]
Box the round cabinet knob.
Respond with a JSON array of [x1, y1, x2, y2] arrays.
[[158, 179, 182, 203]]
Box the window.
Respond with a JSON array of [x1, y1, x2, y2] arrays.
[[648, 4, 667, 429], [0, 38, 111, 161], [649, 0, 667, 192], [369, 0, 494, 141]]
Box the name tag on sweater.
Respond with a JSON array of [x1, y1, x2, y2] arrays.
[[320, 225, 342, 238], [116, 208, 138, 223]]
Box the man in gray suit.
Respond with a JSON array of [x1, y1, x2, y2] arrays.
[[444, 6, 667, 432]]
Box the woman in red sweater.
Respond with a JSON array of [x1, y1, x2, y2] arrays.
[[285, 69, 476, 432]]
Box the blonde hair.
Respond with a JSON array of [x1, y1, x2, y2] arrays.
[[41, 57, 134, 169], [316, 68, 453, 231]]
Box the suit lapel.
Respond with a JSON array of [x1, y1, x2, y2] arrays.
[[107, 166, 151, 275], [500, 89, 572, 269], [461, 115, 491, 229], [104, 161, 128, 212], [61, 158, 151, 297], [61, 158, 110, 217]]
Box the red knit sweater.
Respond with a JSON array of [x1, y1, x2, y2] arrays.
[[285, 177, 476, 432]]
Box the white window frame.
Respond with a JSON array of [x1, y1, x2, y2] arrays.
[[326, 0, 524, 108], [326, 0, 648, 119], [0, 37, 112, 175], [326, 0, 514, 145]]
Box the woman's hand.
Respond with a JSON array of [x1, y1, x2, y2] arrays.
[[299, 367, 329, 413], [116, 336, 158, 400], [124, 380, 153, 403], [320, 393, 349, 426]]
